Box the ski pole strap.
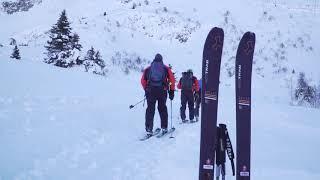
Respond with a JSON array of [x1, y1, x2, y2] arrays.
[[225, 128, 235, 176], [225, 130, 235, 159]]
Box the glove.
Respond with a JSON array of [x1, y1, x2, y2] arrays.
[[145, 87, 150, 97], [194, 91, 199, 100], [168, 90, 174, 100]]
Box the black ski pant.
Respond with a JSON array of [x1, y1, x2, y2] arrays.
[[145, 87, 168, 132], [194, 90, 201, 117], [180, 90, 195, 120]]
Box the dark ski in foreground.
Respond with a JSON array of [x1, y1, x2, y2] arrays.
[[199, 27, 224, 180], [139, 128, 161, 141], [235, 32, 255, 180]]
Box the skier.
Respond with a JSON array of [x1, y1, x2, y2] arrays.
[[177, 69, 199, 123], [215, 124, 235, 180], [141, 53, 175, 137], [194, 78, 202, 121]]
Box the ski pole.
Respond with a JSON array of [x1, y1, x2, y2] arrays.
[[129, 98, 146, 109], [143, 96, 146, 107], [231, 159, 235, 176], [169, 100, 174, 138]]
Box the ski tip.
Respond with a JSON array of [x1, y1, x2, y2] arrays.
[[210, 27, 224, 34], [243, 31, 256, 38], [212, 26, 223, 30], [238, 31, 256, 49]]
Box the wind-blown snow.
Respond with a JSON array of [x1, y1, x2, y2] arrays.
[[1, 0, 320, 180]]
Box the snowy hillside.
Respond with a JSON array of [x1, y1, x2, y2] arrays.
[[1, 0, 320, 77], [1, 0, 320, 180]]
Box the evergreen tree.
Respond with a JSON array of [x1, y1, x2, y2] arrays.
[[295, 72, 308, 102], [76, 56, 83, 65], [94, 51, 105, 69], [315, 83, 320, 108], [44, 10, 82, 68], [93, 50, 106, 75], [83, 47, 95, 72], [304, 85, 316, 106], [83, 47, 107, 75], [10, 45, 21, 60], [294, 72, 317, 107], [70, 33, 82, 51]]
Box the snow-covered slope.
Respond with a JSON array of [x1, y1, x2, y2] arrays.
[[1, 0, 320, 77], [1, 0, 320, 180], [1, 54, 320, 180]]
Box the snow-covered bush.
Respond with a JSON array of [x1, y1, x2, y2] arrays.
[[10, 38, 16, 45], [120, 0, 132, 4], [175, 23, 200, 43], [316, 84, 320, 108], [10, 45, 21, 60], [111, 51, 150, 74], [83, 47, 107, 76], [1, 0, 41, 14], [293, 72, 319, 108]]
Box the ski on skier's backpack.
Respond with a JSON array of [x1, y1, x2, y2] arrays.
[[235, 32, 255, 180], [199, 27, 224, 180], [139, 128, 161, 141]]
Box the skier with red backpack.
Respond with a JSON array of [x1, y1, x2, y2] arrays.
[[177, 69, 199, 123], [141, 54, 175, 137]]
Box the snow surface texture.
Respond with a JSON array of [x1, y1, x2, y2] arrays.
[[1, 0, 320, 180]]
